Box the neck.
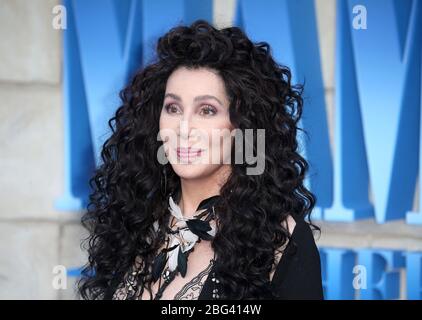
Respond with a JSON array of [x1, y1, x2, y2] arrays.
[[178, 165, 231, 218]]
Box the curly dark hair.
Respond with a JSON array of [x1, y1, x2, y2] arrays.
[[77, 19, 319, 300]]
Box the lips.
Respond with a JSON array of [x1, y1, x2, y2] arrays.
[[176, 147, 203, 159]]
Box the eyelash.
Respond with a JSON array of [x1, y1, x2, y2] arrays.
[[164, 103, 217, 116]]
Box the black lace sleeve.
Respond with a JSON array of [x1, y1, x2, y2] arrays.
[[270, 217, 324, 300]]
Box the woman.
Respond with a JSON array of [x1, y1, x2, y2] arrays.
[[78, 19, 323, 300]]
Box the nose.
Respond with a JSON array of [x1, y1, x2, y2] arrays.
[[178, 118, 193, 140], [177, 107, 196, 139]]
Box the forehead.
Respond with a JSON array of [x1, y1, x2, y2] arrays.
[[165, 66, 228, 101]]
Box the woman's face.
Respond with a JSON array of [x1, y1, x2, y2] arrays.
[[159, 66, 234, 180]]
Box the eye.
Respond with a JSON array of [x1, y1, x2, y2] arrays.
[[164, 103, 181, 114], [200, 105, 217, 116]]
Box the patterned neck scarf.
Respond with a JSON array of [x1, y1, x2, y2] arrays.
[[152, 193, 220, 281]]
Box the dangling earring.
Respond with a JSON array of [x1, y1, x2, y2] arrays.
[[160, 167, 167, 197]]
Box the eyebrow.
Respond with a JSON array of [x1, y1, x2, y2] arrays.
[[164, 93, 223, 106]]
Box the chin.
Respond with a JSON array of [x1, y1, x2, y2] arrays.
[[171, 162, 222, 180], [171, 163, 208, 179]]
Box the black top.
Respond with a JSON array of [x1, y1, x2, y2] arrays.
[[107, 192, 324, 300], [197, 214, 324, 300]]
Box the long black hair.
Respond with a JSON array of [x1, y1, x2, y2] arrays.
[[77, 19, 319, 300]]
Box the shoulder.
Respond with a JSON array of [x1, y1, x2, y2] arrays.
[[289, 215, 319, 252], [269, 214, 297, 281], [271, 215, 324, 299]]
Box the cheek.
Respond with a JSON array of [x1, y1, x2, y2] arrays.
[[159, 111, 177, 134], [204, 121, 234, 164], [159, 110, 169, 130], [220, 127, 234, 161], [159, 113, 178, 152]]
